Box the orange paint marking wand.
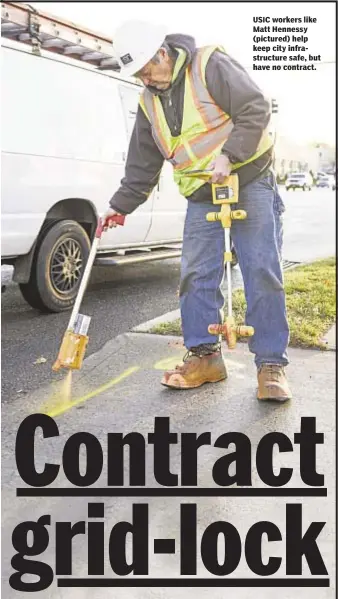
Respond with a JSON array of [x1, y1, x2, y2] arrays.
[[52, 214, 125, 372]]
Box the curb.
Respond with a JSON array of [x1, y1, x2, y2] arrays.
[[132, 304, 336, 355], [131, 271, 245, 335], [321, 323, 336, 351], [130, 258, 305, 335], [131, 264, 285, 336], [132, 309, 181, 333]]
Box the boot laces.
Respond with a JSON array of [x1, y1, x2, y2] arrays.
[[262, 364, 284, 382]]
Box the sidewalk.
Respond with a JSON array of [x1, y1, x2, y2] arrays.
[[2, 326, 336, 599]]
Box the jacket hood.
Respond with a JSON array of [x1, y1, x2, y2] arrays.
[[145, 33, 196, 97]]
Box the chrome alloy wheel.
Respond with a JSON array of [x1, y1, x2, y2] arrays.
[[50, 238, 83, 294]]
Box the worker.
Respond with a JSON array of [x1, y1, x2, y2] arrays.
[[104, 20, 291, 402]]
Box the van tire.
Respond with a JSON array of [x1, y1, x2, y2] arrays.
[[19, 220, 91, 313]]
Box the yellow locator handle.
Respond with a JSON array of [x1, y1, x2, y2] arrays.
[[206, 212, 220, 222], [209, 324, 254, 336], [208, 323, 254, 349]]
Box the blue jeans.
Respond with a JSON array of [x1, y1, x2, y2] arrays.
[[180, 171, 289, 368]]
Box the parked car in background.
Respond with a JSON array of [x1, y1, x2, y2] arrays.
[[285, 172, 313, 191], [316, 174, 335, 190]]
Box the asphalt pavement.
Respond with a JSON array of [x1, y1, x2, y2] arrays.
[[1, 259, 180, 401], [281, 187, 336, 263]]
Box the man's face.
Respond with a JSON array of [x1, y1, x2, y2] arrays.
[[135, 48, 173, 91]]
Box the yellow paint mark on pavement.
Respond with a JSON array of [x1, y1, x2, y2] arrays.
[[44, 366, 140, 418], [153, 356, 183, 370]]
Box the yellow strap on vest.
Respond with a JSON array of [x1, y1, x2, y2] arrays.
[[139, 93, 148, 119], [199, 45, 226, 86], [171, 48, 187, 83]]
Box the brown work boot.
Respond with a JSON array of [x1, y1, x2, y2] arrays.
[[161, 344, 227, 389], [257, 364, 292, 402]]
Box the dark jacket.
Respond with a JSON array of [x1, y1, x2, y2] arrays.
[[110, 34, 273, 215]]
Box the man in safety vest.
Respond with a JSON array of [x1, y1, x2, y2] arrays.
[[105, 20, 291, 402]]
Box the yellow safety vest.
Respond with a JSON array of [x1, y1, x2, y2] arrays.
[[139, 45, 274, 197]]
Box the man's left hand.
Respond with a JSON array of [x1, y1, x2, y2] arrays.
[[210, 155, 231, 184]]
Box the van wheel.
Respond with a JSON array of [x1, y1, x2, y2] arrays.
[[19, 220, 91, 313]]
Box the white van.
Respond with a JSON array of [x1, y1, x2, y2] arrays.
[[1, 35, 188, 312]]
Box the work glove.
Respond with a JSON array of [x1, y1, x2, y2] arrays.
[[210, 154, 232, 184]]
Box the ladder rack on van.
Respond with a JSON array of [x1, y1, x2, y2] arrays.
[[1, 1, 121, 70]]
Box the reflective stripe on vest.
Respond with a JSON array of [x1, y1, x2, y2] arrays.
[[139, 45, 273, 197]]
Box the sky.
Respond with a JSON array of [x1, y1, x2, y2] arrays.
[[32, 2, 336, 146]]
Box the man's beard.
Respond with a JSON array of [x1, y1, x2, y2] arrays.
[[146, 81, 171, 93]]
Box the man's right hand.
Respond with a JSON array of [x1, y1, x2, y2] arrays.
[[103, 208, 123, 230]]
